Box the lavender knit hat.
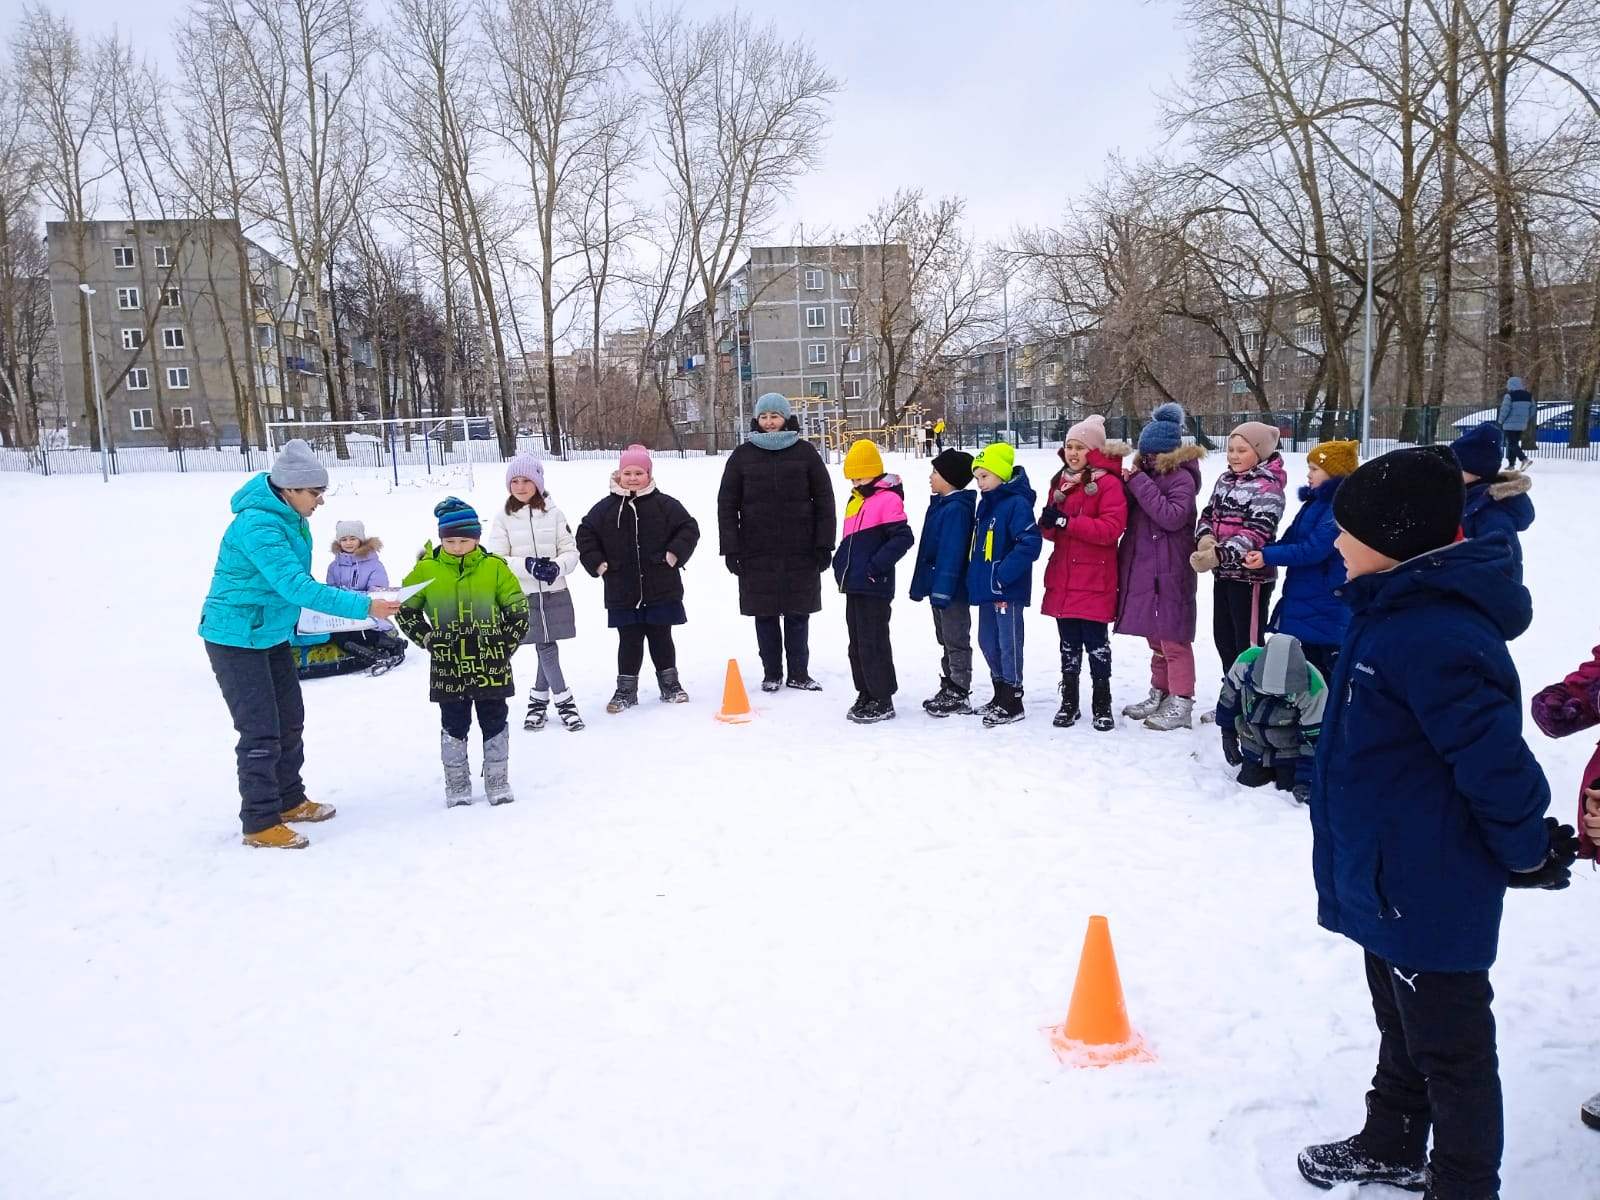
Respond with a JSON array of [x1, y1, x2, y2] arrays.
[[505, 452, 545, 493]]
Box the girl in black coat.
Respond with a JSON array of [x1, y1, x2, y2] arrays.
[[576, 445, 701, 712], [716, 393, 837, 692]]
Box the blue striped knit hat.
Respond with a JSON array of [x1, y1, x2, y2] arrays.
[[434, 496, 482, 540]]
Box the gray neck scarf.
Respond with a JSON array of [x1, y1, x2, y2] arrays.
[[748, 430, 800, 451]]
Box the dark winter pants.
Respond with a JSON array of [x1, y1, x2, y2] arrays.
[[1212, 579, 1274, 678], [1056, 617, 1111, 680], [754, 613, 810, 682], [976, 600, 1026, 688], [845, 594, 896, 701], [1504, 429, 1524, 468], [930, 602, 974, 693], [617, 623, 677, 675], [439, 698, 509, 740], [1360, 950, 1502, 1198], [1237, 759, 1297, 792], [205, 640, 308, 835], [1301, 642, 1341, 685]]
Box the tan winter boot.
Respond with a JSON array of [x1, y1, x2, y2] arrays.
[[281, 799, 337, 823], [242, 824, 310, 849]]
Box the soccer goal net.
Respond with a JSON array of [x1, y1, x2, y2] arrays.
[[266, 415, 509, 489]]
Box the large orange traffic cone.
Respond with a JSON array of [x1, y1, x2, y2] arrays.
[[1049, 915, 1155, 1067], [715, 658, 754, 724]]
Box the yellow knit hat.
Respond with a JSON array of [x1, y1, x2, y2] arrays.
[[843, 439, 885, 480], [1307, 440, 1359, 478], [972, 441, 1016, 482]]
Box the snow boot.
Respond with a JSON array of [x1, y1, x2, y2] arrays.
[[1583, 1092, 1600, 1130], [983, 681, 1026, 727], [1091, 677, 1115, 732], [1297, 1136, 1427, 1191], [280, 798, 336, 823], [657, 667, 689, 704], [1144, 694, 1194, 731], [242, 823, 309, 849], [973, 679, 1004, 720], [483, 728, 514, 806], [785, 676, 823, 691], [761, 676, 783, 693], [524, 689, 549, 731], [442, 731, 473, 807], [1053, 673, 1081, 728], [923, 678, 973, 717], [1122, 687, 1166, 721], [848, 697, 896, 724], [554, 691, 585, 732], [846, 691, 869, 721], [606, 674, 639, 714]]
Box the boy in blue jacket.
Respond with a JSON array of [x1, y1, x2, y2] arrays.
[[1449, 421, 1535, 586], [910, 450, 978, 716], [1298, 446, 1577, 1199], [966, 442, 1043, 727]]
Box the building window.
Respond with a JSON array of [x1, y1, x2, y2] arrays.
[[120, 328, 145, 350], [127, 368, 150, 391], [844, 344, 862, 363], [113, 246, 136, 268], [803, 268, 825, 291], [838, 305, 855, 328], [837, 271, 857, 290], [167, 367, 191, 389], [805, 306, 826, 328], [163, 327, 186, 350], [173, 406, 195, 428], [809, 381, 829, 398], [256, 324, 275, 348], [807, 343, 828, 365], [154, 245, 173, 268], [129, 407, 153, 430], [117, 287, 141, 310], [843, 379, 862, 401], [162, 286, 182, 308]]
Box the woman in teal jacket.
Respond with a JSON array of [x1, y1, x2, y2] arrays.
[[200, 440, 401, 849]]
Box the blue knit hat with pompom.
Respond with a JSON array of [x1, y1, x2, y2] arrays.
[[1138, 402, 1186, 456], [434, 496, 482, 540]]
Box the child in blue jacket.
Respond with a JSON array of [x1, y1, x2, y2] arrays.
[[1449, 421, 1535, 586], [1298, 446, 1576, 1198], [833, 439, 915, 723], [910, 449, 977, 716], [966, 442, 1043, 727], [1246, 440, 1356, 682]]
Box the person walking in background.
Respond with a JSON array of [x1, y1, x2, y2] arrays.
[[717, 393, 835, 693], [1116, 403, 1204, 732], [199, 439, 403, 849], [1496, 376, 1534, 469]]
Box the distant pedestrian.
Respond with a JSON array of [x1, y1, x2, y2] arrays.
[[1496, 376, 1534, 469]]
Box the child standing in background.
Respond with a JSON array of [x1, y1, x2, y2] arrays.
[[833, 439, 915, 724], [966, 442, 1042, 727], [1191, 421, 1287, 686], [576, 445, 701, 713], [1216, 632, 1325, 804], [909, 449, 977, 717], [484, 453, 584, 732], [322, 519, 406, 672], [1449, 421, 1536, 586], [1038, 415, 1128, 732]]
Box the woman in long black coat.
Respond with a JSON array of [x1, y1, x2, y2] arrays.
[[717, 393, 837, 692]]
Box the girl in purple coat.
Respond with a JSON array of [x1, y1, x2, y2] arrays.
[[325, 519, 404, 665], [1116, 404, 1205, 731]]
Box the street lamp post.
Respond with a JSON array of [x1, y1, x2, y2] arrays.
[[78, 284, 111, 483], [1361, 156, 1376, 457], [1001, 274, 1013, 443]]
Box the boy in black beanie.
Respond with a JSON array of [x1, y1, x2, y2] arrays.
[[909, 450, 977, 715], [1299, 446, 1576, 1198]]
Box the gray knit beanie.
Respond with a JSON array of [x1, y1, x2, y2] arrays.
[[335, 520, 365, 540], [269, 439, 329, 489]]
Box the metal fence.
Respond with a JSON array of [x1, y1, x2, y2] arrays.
[[0, 436, 707, 478]]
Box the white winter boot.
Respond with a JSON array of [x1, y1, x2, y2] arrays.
[[1122, 687, 1166, 720], [442, 732, 473, 807], [483, 728, 515, 806], [1144, 694, 1195, 731]]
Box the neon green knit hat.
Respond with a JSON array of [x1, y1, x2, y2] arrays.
[[972, 442, 1016, 482]]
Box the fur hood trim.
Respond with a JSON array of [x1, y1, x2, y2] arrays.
[[329, 536, 383, 557], [1488, 471, 1531, 501], [1142, 443, 1207, 474]]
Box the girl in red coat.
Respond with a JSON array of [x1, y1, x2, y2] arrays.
[[1039, 414, 1130, 731]]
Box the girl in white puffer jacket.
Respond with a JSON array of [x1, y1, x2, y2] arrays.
[[484, 454, 584, 731]]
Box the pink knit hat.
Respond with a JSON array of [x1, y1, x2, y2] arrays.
[[1064, 414, 1108, 452], [619, 444, 653, 476], [1230, 421, 1281, 462]]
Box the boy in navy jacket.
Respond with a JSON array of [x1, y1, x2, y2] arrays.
[[910, 450, 978, 716], [1298, 446, 1576, 1200], [966, 442, 1043, 727]]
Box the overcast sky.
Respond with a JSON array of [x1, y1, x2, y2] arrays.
[[49, 0, 1192, 246]]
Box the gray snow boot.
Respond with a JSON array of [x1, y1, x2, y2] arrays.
[[442, 732, 473, 807], [1122, 687, 1167, 721], [1583, 1091, 1600, 1130], [524, 689, 549, 731], [1143, 694, 1194, 731], [483, 728, 514, 806], [657, 667, 689, 704], [606, 674, 640, 714]]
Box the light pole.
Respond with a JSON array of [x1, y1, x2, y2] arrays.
[[1361, 155, 1376, 457], [1001, 275, 1014, 443], [78, 284, 111, 482]]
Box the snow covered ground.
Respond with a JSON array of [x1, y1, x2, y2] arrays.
[[2, 447, 1597, 1199]]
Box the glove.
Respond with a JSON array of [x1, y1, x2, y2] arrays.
[[816, 548, 834, 572], [1291, 782, 1311, 805], [529, 557, 561, 584], [1190, 535, 1219, 574], [1530, 684, 1590, 737], [725, 557, 741, 576], [1039, 507, 1068, 530], [1507, 818, 1580, 890], [1221, 729, 1242, 766]]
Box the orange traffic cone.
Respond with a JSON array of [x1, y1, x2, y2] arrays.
[[1049, 915, 1155, 1067], [715, 658, 754, 724]]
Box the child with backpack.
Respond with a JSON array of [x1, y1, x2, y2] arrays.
[[909, 449, 977, 717], [1216, 632, 1326, 803], [966, 442, 1042, 727], [833, 439, 915, 724]]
